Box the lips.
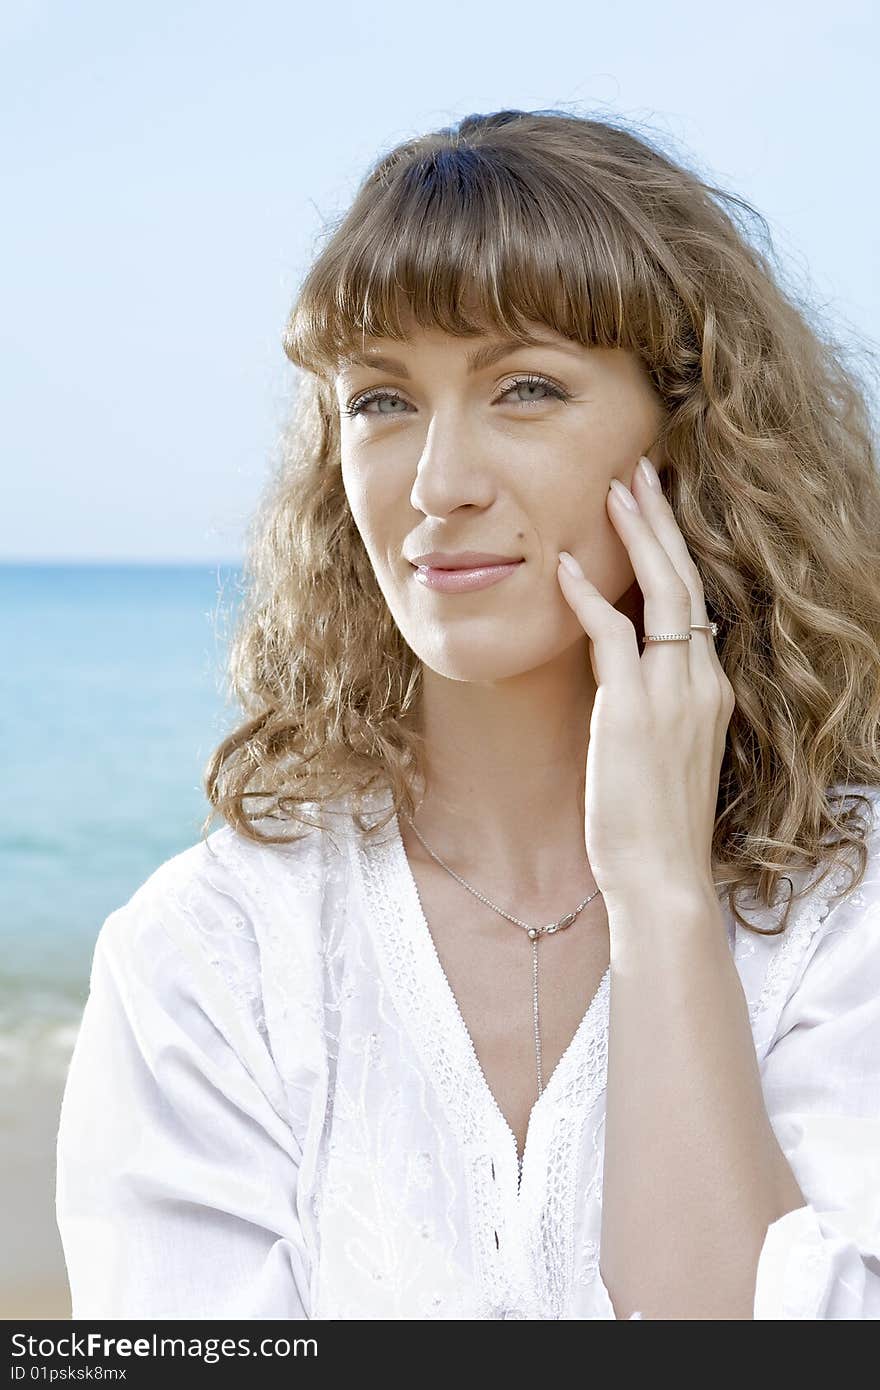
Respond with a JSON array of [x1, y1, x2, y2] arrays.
[[411, 559, 525, 594]]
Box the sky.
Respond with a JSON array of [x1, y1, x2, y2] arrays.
[[2, 0, 878, 563]]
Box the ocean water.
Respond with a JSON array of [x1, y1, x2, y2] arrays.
[[0, 562, 246, 1083]]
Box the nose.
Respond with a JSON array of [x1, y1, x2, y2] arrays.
[[408, 413, 496, 518]]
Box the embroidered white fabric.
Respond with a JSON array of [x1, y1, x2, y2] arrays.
[[55, 782, 880, 1319]]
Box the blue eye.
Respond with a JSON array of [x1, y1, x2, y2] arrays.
[[499, 376, 569, 407], [344, 390, 411, 418], [343, 374, 570, 418]]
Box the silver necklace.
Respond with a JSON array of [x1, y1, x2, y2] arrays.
[[400, 811, 601, 1103], [396, 626, 716, 1149]]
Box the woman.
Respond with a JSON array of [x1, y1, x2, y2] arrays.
[[55, 109, 880, 1319]]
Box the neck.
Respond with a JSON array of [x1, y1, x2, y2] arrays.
[[406, 638, 596, 898], [400, 579, 643, 898]]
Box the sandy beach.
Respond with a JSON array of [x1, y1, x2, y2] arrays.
[[1, 1070, 72, 1320]]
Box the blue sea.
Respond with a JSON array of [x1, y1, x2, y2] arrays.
[[0, 562, 246, 1084]]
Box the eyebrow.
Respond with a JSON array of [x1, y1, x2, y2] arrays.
[[335, 334, 586, 379]]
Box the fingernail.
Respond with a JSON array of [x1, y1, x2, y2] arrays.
[[558, 550, 584, 579], [609, 478, 639, 512], [638, 455, 660, 489]]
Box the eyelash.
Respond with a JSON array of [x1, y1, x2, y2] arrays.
[[342, 373, 571, 418]]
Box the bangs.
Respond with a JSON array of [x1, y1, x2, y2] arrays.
[[282, 139, 660, 380]]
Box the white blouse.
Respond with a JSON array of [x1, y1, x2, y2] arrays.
[[55, 781, 880, 1319]]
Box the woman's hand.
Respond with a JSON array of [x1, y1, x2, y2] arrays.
[[556, 454, 735, 913]]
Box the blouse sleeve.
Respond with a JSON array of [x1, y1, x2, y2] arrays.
[[55, 871, 315, 1320], [753, 856, 880, 1319]]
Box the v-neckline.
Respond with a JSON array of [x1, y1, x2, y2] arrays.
[[383, 805, 612, 1191]]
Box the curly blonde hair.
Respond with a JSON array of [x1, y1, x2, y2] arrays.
[[202, 107, 880, 936]]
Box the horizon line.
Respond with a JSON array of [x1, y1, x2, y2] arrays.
[[0, 557, 245, 568]]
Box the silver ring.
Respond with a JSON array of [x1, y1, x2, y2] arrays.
[[642, 621, 718, 644]]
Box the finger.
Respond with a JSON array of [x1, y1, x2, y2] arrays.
[[630, 458, 726, 687], [607, 473, 692, 680], [557, 552, 643, 693]]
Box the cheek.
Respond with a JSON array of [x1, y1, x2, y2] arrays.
[[557, 488, 637, 604], [341, 470, 408, 578], [341, 461, 381, 531]]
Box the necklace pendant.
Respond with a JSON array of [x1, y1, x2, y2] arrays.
[[527, 927, 539, 941]]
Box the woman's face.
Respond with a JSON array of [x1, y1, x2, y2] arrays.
[[334, 317, 667, 683]]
